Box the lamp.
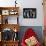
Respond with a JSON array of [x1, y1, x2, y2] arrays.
[[15, 0, 17, 7]]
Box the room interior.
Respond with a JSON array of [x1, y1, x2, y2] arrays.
[[0, 0, 46, 46]]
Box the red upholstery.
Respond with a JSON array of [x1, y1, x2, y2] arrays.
[[21, 28, 41, 46]]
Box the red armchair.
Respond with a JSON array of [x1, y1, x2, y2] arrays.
[[21, 28, 41, 46]]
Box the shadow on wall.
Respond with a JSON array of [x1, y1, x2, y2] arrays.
[[18, 26, 43, 44]]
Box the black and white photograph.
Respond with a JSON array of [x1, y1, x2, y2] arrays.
[[23, 8, 36, 18]]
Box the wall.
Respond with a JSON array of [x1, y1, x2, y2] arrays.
[[17, 0, 43, 26], [0, 0, 44, 26]]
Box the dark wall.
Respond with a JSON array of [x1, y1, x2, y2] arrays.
[[18, 26, 44, 43]]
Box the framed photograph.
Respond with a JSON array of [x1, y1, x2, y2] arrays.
[[2, 16, 18, 24], [2, 10, 9, 15], [2, 16, 8, 24], [8, 16, 18, 24], [1, 28, 13, 41], [9, 10, 18, 15], [23, 8, 36, 18], [1, 28, 18, 41]]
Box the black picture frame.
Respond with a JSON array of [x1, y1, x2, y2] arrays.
[[23, 8, 36, 18], [1, 28, 18, 41]]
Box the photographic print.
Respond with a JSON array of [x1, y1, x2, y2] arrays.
[[23, 8, 36, 18]]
